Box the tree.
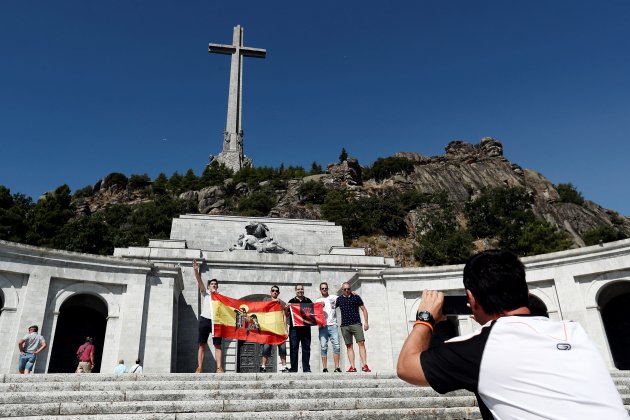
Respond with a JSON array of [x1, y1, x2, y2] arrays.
[[181, 169, 198, 192], [414, 205, 474, 266], [0, 186, 33, 243], [365, 156, 415, 181], [556, 183, 584, 206], [298, 181, 327, 204], [309, 161, 323, 175], [152, 173, 169, 196], [583, 226, 628, 246], [27, 185, 75, 247], [339, 148, 348, 163], [198, 162, 233, 189], [128, 174, 151, 190], [236, 191, 276, 216]]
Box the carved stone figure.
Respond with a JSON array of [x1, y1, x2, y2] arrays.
[[229, 222, 293, 254]]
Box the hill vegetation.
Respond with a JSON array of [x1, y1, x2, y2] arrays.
[[1, 138, 628, 266]]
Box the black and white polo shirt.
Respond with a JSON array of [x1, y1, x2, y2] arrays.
[[420, 315, 628, 419]]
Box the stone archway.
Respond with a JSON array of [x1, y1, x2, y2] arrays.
[[598, 281, 630, 370], [48, 294, 108, 373]]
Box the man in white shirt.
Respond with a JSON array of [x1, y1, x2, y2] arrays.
[[316, 282, 341, 372], [193, 259, 224, 373], [129, 359, 143, 374]]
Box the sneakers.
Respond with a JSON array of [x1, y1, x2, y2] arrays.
[[259, 366, 267, 373], [362, 365, 371, 373], [334, 367, 342, 373], [322, 368, 328, 373], [280, 366, 290, 373], [347, 366, 357, 372], [216, 367, 225, 373]]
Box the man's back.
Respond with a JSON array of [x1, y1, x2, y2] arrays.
[[422, 315, 627, 419]]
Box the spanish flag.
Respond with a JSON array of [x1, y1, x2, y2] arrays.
[[289, 302, 326, 327], [211, 293, 287, 345]]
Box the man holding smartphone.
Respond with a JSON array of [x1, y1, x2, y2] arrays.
[[397, 250, 627, 419]]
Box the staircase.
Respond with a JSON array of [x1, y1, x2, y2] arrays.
[[1, 371, 629, 419]]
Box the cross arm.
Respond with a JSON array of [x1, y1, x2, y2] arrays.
[[209, 43, 236, 55], [240, 47, 266, 59]]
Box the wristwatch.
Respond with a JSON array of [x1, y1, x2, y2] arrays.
[[416, 311, 435, 327]]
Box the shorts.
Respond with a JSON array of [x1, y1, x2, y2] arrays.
[[262, 341, 287, 358], [77, 361, 92, 373], [199, 316, 222, 346], [341, 323, 365, 345], [18, 353, 36, 371]]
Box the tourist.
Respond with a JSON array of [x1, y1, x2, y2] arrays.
[[397, 249, 628, 419], [113, 359, 128, 374], [75, 336, 95, 373], [192, 259, 224, 373], [130, 358, 143, 373], [260, 285, 289, 373], [17, 325, 47, 374], [316, 282, 341, 372], [336, 282, 370, 372], [287, 284, 312, 372]]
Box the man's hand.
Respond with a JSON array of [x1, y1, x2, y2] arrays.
[[363, 322, 369, 331], [192, 259, 200, 273], [418, 290, 446, 322]]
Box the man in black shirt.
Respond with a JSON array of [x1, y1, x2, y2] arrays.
[[336, 282, 370, 372], [287, 284, 312, 372]]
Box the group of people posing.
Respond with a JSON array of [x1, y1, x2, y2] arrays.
[[193, 259, 370, 373]]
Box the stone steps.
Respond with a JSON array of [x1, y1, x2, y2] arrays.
[[1, 372, 628, 419]]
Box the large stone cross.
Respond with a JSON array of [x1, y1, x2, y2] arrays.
[[208, 25, 266, 172]]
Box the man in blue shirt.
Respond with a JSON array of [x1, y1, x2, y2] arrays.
[[113, 359, 128, 374], [336, 282, 370, 372]]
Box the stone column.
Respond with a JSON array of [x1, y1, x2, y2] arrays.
[[12, 269, 52, 373], [143, 274, 177, 373], [114, 274, 148, 372]]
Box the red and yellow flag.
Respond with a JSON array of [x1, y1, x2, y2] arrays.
[[211, 293, 287, 345]]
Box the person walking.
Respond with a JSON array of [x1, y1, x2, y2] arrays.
[[130, 359, 143, 373], [261, 285, 289, 373], [287, 284, 312, 372], [17, 325, 46, 374], [113, 359, 128, 374], [192, 259, 224, 373], [75, 336, 95, 373], [316, 282, 341, 372], [397, 249, 628, 419], [336, 282, 370, 372]]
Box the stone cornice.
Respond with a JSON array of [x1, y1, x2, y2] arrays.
[[0, 240, 153, 275]]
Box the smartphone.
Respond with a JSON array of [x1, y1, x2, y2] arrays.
[[442, 295, 471, 315]]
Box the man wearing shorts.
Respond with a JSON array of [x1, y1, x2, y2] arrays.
[[261, 285, 289, 373], [193, 259, 224, 373], [17, 325, 47, 374], [336, 282, 370, 372], [316, 282, 341, 372]]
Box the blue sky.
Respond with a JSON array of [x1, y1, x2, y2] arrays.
[[1, 1, 629, 215]]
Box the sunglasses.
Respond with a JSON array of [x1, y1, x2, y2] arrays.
[[343, 288, 351, 291], [320, 287, 328, 290], [271, 290, 279, 293]]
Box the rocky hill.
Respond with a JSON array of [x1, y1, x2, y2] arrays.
[[74, 138, 630, 266]]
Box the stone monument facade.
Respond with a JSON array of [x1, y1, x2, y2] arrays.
[[208, 25, 265, 172]]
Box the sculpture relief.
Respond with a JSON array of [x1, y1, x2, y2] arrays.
[[230, 222, 293, 254]]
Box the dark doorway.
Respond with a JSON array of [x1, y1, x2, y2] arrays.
[[48, 294, 107, 373], [601, 286, 630, 370]]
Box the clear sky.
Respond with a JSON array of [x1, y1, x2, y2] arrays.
[[1, 1, 629, 215]]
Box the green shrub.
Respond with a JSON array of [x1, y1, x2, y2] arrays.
[[128, 174, 151, 190], [299, 181, 327, 204], [556, 183, 584, 205], [151, 173, 169, 196], [103, 173, 128, 189], [236, 191, 276, 216], [583, 226, 628, 246], [364, 157, 415, 181], [73, 185, 94, 198]]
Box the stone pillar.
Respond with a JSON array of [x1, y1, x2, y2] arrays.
[[12, 269, 52, 373], [114, 274, 148, 372], [143, 274, 177, 373]]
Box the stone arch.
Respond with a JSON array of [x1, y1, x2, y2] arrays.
[[0, 273, 19, 312], [48, 288, 111, 373], [50, 282, 119, 318], [596, 280, 630, 370]]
